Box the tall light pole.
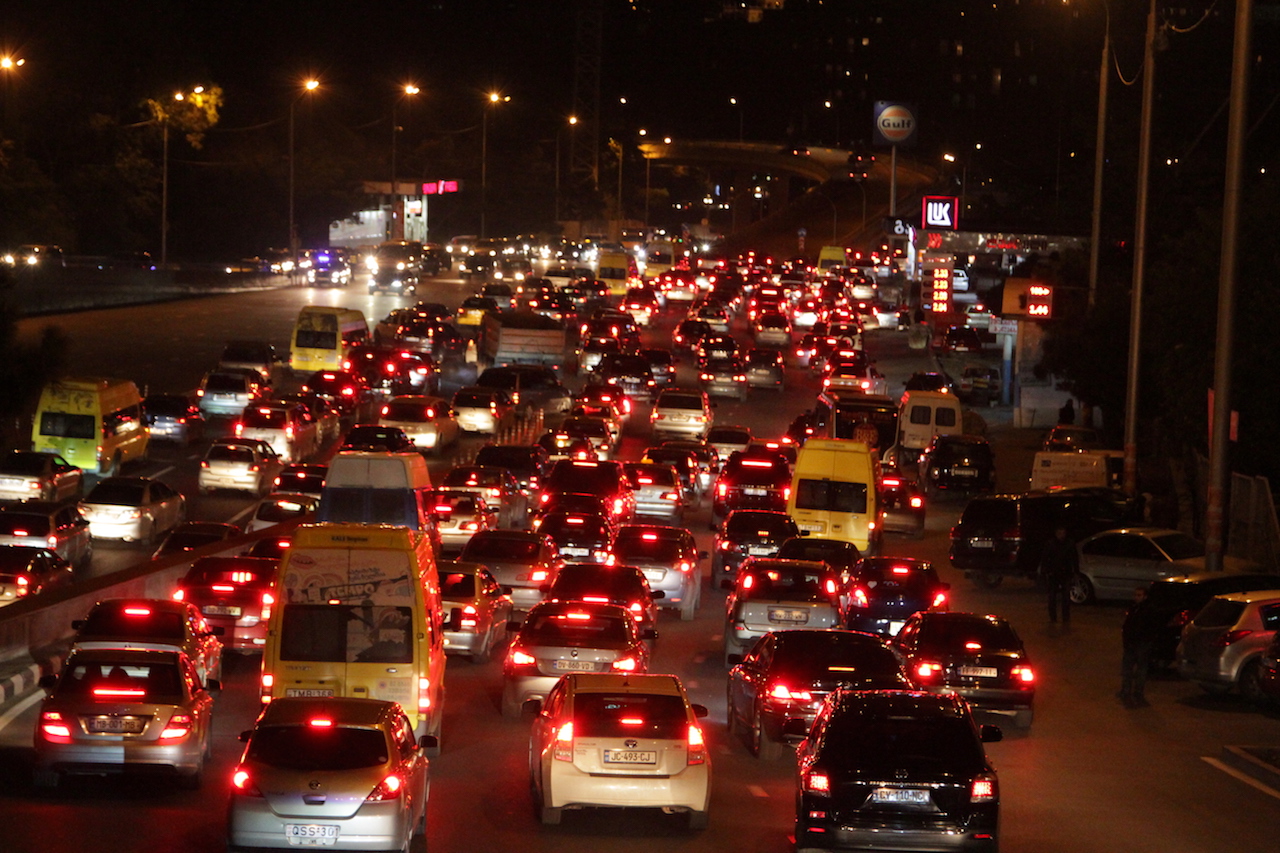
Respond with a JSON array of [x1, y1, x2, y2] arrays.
[[729, 97, 743, 142], [390, 84, 419, 241], [481, 91, 509, 239], [0, 55, 24, 135], [288, 78, 319, 265], [1087, 0, 1112, 308], [942, 152, 968, 215], [161, 88, 198, 268], [556, 115, 578, 223]]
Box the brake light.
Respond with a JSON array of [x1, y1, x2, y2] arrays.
[[882, 477, 901, 487], [172, 588, 185, 601], [159, 713, 193, 741], [717, 482, 728, 498], [915, 662, 943, 679], [932, 591, 948, 608], [232, 767, 263, 796], [418, 676, 431, 712], [741, 573, 754, 590], [910, 495, 924, 509], [260, 673, 274, 703], [123, 606, 151, 617], [1011, 664, 1035, 683], [687, 724, 707, 765], [769, 683, 812, 702], [612, 656, 639, 671], [530, 570, 549, 583], [366, 773, 404, 801], [212, 584, 235, 593], [40, 711, 72, 741], [553, 721, 575, 760], [93, 687, 145, 698], [1217, 629, 1254, 647], [804, 770, 831, 794], [851, 587, 869, 607], [510, 649, 536, 667], [460, 605, 478, 628], [970, 775, 998, 802]]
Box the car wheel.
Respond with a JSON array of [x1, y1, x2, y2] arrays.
[[751, 704, 784, 760], [688, 809, 709, 830], [1240, 659, 1267, 704], [971, 571, 1003, 590], [1068, 573, 1094, 605]]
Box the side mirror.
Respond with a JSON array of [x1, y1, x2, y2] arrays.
[[800, 530, 811, 537], [725, 653, 744, 667], [781, 717, 811, 744], [418, 734, 440, 751], [521, 698, 543, 717], [39, 674, 58, 693], [980, 724, 1003, 743], [539, 583, 552, 594], [205, 678, 222, 693], [650, 590, 665, 600], [641, 628, 659, 641], [691, 703, 710, 719], [448, 610, 464, 631], [239, 730, 253, 743]]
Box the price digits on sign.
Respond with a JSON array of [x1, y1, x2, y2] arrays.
[[1027, 284, 1052, 317], [930, 267, 952, 313]]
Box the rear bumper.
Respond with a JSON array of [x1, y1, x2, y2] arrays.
[[546, 762, 709, 812]]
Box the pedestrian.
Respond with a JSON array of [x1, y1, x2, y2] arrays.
[[1040, 525, 1076, 625], [1120, 586, 1163, 707], [1058, 398, 1075, 425]]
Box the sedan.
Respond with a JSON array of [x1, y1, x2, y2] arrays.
[[844, 557, 950, 636], [173, 556, 278, 653], [0, 502, 93, 568], [452, 387, 515, 435], [1073, 527, 1257, 604], [459, 530, 562, 614], [0, 450, 84, 503], [438, 560, 513, 663], [198, 440, 284, 496], [427, 490, 498, 554], [722, 558, 845, 665], [141, 392, 207, 447], [0, 546, 74, 607], [79, 477, 186, 544], [71, 597, 225, 685]]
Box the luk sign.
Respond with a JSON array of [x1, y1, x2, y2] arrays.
[[872, 101, 918, 147], [922, 196, 959, 231], [422, 180, 460, 195]]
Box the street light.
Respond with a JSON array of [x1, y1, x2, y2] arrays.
[[481, 91, 509, 239], [390, 84, 420, 241], [556, 115, 578, 222], [729, 97, 743, 142], [288, 78, 320, 266], [1, 55, 25, 140], [161, 87, 202, 268]]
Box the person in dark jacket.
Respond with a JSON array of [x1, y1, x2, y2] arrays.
[[1058, 398, 1075, 425], [1040, 525, 1077, 625], [1120, 586, 1164, 707]]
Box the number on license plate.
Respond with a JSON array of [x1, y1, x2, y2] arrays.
[[769, 608, 808, 624], [553, 659, 596, 671], [743, 487, 767, 496], [970, 538, 994, 549], [952, 468, 977, 477], [203, 604, 241, 617], [88, 716, 143, 734], [604, 749, 657, 764], [959, 666, 999, 678], [871, 787, 929, 804], [285, 824, 339, 845], [285, 688, 335, 698]]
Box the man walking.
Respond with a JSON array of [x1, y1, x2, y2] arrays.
[[1040, 525, 1077, 625], [1120, 586, 1163, 707]]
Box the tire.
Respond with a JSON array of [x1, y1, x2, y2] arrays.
[[1014, 708, 1035, 729], [1239, 659, 1266, 704], [971, 571, 1003, 590], [501, 684, 523, 720], [679, 590, 697, 622], [688, 809, 709, 830], [1068, 573, 1095, 605], [751, 704, 784, 761]]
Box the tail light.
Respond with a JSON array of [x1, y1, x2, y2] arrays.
[[260, 673, 274, 703], [39, 710, 72, 741], [1011, 664, 1035, 684], [663, 491, 680, 501], [852, 587, 869, 608], [932, 592, 948, 608], [915, 662, 943, 680], [910, 495, 924, 509], [418, 676, 432, 712], [1217, 629, 1254, 647], [159, 713, 193, 741], [554, 722, 574, 761], [460, 605, 478, 628], [529, 570, 549, 583], [365, 773, 405, 801], [1003, 526, 1022, 543], [612, 656, 639, 671], [687, 724, 707, 765], [717, 482, 728, 498], [200, 460, 210, 469], [970, 775, 998, 803], [768, 683, 812, 702], [172, 588, 185, 601], [678, 561, 692, 573], [232, 767, 263, 797], [803, 769, 831, 794]]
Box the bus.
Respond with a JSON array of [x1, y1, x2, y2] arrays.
[[289, 306, 369, 374]]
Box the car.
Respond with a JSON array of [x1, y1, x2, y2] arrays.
[[558, 415, 618, 460], [197, 368, 268, 419], [0, 451, 84, 505], [723, 558, 845, 664], [0, 502, 93, 568], [712, 449, 792, 524], [473, 444, 550, 497], [198, 439, 284, 496], [695, 333, 738, 366], [726, 629, 911, 759], [537, 512, 615, 564], [304, 248, 351, 286], [427, 490, 498, 554], [70, 597, 224, 685], [440, 465, 526, 528], [33, 647, 218, 790], [376, 394, 460, 455], [227, 697, 431, 851], [452, 387, 516, 435], [79, 476, 186, 544], [660, 439, 721, 492], [1042, 424, 1107, 451], [0, 546, 74, 607], [594, 353, 657, 400], [538, 459, 635, 526], [699, 356, 748, 401], [713, 509, 802, 586], [542, 562, 659, 634], [639, 348, 677, 387], [743, 348, 786, 392], [438, 560, 513, 662], [879, 472, 926, 537], [528, 672, 710, 827], [774, 537, 861, 586], [705, 425, 753, 461], [1142, 571, 1280, 669], [1072, 527, 1258, 604], [301, 370, 374, 418], [457, 295, 499, 328], [890, 611, 1036, 728], [475, 365, 573, 417], [620, 287, 661, 326], [918, 434, 997, 496], [752, 312, 793, 348], [903, 370, 956, 396], [502, 600, 653, 719], [650, 388, 714, 440], [530, 492, 613, 530], [459, 530, 561, 614], [958, 366, 1002, 406], [172, 555, 279, 652], [273, 463, 326, 498], [821, 361, 887, 396], [572, 384, 632, 432], [793, 689, 1002, 853], [623, 462, 686, 523], [844, 557, 950, 636], [1177, 590, 1280, 702], [274, 392, 343, 446], [638, 446, 703, 504], [218, 340, 279, 383], [609, 524, 704, 621], [152, 521, 241, 560], [673, 318, 712, 352], [943, 325, 984, 353], [140, 395, 207, 448], [235, 401, 320, 464]]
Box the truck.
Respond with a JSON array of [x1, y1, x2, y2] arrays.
[[478, 311, 571, 372]]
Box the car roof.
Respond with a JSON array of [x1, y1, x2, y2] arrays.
[[257, 696, 400, 728], [1212, 589, 1280, 604], [566, 672, 684, 696], [830, 688, 967, 718]]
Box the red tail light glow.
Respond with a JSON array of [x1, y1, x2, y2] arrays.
[[805, 770, 831, 793], [40, 711, 71, 741], [159, 713, 193, 740], [970, 776, 997, 802], [1011, 665, 1035, 683], [1218, 629, 1254, 647], [915, 662, 943, 679], [366, 773, 404, 801]]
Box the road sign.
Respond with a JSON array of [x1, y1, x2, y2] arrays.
[[873, 102, 918, 147], [922, 196, 959, 230], [990, 318, 1018, 335]]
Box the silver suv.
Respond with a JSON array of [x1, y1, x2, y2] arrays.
[[650, 388, 714, 440]]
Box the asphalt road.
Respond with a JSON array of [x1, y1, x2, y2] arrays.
[[2, 272, 1278, 853]]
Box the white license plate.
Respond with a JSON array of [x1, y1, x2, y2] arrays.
[[285, 688, 335, 698], [87, 716, 144, 734], [285, 825, 339, 845], [969, 538, 994, 549], [203, 604, 241, 617], [959, 666, 999, 678], [747, 546, 773, 556], [952, 468, 978, 477], [871, 787, 930, 805], [743, 487, 767, 496], [0, 478, 20, 487], [604, 749, 657, 764], [642, 569, 665, 582], [769, 608, 809, 624], [562, 547, 589, 556], [553, 659, 597, 672], [798, 522, 825, 533]]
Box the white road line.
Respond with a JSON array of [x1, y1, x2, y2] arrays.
[[1201, 756, 1280, 800], [748, 784, 769, 798], [151, 465, 176, 478], [0, 690, 45, 734], [230, 505, 255, 524]]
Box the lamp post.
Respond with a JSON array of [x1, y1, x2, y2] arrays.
[[556, 115, 577, 223], [729, 97, 743, 142], [160, 88, 199, 268], [481, 91, 509, 239], [0, 55, 23, 134], [390, 84, 420, 241], [1087, 0, 1112, 308], [288, 78, 319, 267]]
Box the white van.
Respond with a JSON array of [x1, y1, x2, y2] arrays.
[[1028, 450, 1124, 491], [896, 390, 963, 464]]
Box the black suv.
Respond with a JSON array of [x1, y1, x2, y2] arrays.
[[918, 434, 996, 496], [949, 487, 1142, 588], [712, 449, 792, 524], [844, 557, 950, 636], [475, 366, 571, 416], [794, 690, 1001, 853], [594, 353, 657, 400], [474, 444, 551, 495], [713, 509, 800, 586]]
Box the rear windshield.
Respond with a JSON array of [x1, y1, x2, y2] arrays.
[[475, 447, 537, 470], [0, 515, 50, 536], [142, 397, 191, 417], [443, 468, 504, 487], [707, 428, 751, 444], [453, 391, 494, 408], [463, 536, 540, 561], [626, 465, 678, 488], [574, 692, 687, 739], [546, 462, 622, 494], [520, 608, 629, 644], [550, 568, 640, 599], [85, 482, 146, 506], [383, 401, 437, 421], [726, 513, 797, 538], [280, 604, 414, 663], [723, 459, 789, 485], [241, 408, 286, 429], [320, 489, 414, 525], [853, 562, 941, 592], [438, 571, 477, 597], [915, 616, 1022, 653], [777, 539, 858, 565], [820, 711, 984, 773], [612, 535, 683, 563], [56, 659, 183, 704], [657, 394, 703, 411], [741, 568, 838, 603], [961, 498, 1017, 527], [208, 446, 255, 464], [249, 726, 388, 771], [256, 497, 314, 523], [39, 412, 96, 440], [1152, 533, 1205, 561], [772, 632, 907, 687], [543, 517, 612, 540], [0, 453, 51, 475], [204, 374, 248, 393], [182, 561, 274, 586], [1193, 598, 1247, 628], [80, 608, 185, 641], [794, 479, 868, 514]]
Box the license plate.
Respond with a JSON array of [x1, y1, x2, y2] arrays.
[[743, 487, 767, 496], [604, 749, 657, 764], [0, 477, 20, 487], [969, 538, 994, 549], [952, 467, 977, 477], [959, 666, 999, 678], [871, 787, 930, 805], [87, 716, 145, 734], [203, 604, 241, 617], [798, 522, 825, 533], [769, 608, 809, 624], [553, 659, 597, 671], [562, 547, 589, 556], [747, 546, 773, 556], [285, 688, 335, 698], [642, 569, 665, 582], [285, 825, 339, 845]]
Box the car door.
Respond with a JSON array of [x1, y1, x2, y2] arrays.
[[732, 633, 773, 727], [1082, 533, 1154, 598], [52, 456, 82, 500], [56, 506, 90, 564]]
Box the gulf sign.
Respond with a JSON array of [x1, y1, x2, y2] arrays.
[[873, 102, 918, 147]]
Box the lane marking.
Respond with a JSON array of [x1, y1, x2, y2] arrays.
[[229, 505, 255, 524], [1201, 756, 1280, 800], [748, 784, 769, 798], [0, 689, 45, 734], [151, 465, 175, 478]]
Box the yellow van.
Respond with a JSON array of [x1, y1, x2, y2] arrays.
[[32, 377, 149, 475], [597, 250, 637, 297], [289, 306, 370, 374], [785, 438, 881, 554], [260, 523, 446, 747]]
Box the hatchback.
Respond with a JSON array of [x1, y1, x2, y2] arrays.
[[197, 368, 267, 419], [0, 501, 93, 568], [460, 530, 562, 614], [502, 600, 653, 718], [235, 401, 319, 464], [844, 557, 950, 636], [624, 462, 685, 523], [0, 546, 74, 607], [427, 490, 498, 554], [71, 597, 224, 685], [793, 690, 1001, 853], [1177, 589, 1280, 701], [537, 513, 615, 564], [723, 558, 845, 664], [198, 439, 284, 496], [173, 556, 278, 653], [438, 560, 513, 663], [713, 509, 802, 586], [227, 697, 432, 852], [919, 434, 997, 496], [0, 449, 84, 502], [528, 672, 710, 828], [452, 387, 515, 434], [543, 562, 660, 634], [34, 648, 217, 790], [609, 524, 703, 622], [650, 388, 714, 441], [700, 357, 749, 401], [1143, 571, 1280, 668], [79, 476, 186, 544], [273, 463, 327, 498]]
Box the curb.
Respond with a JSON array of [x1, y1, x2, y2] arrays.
[[1221, 745, 1280, 790], [0, 661, 43, 708]]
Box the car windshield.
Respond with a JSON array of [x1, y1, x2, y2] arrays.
[[438, 572, 477, 598], [520, 608, 629, 645], [80, 607, 185, 641], [573, 692, 687, 740], [463, 536, 540, 561], [56, 659, 183, 704], [820, 710, 984, 773], [84, 482, 147, 506], [1152, 532, 1205, 561], [208, 446, 255, 464], [256, 497, 314, 522], [248, 726, 389, 771], [772, 633, 907, 687], [915, 616, 1021, 653], [741, 568, 837, 603]]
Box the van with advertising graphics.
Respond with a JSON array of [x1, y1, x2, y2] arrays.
[[785, 438, 881, 554], [289, 306, 369, 375], [1028, 449, 1124, 492], [32, 377, 149, 476], [316, 451, 435, 534], [261, 523, 445, 748], [896, 389, 963, 465]]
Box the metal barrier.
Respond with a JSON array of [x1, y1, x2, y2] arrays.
[[1193, 453, 1280, 568]]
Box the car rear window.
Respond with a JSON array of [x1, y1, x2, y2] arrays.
[[475, 447, 537, 470], [820, 711, 984, 773], [657, 393, 703, 411], [777, 539, 858, 566], [208, 446, 255, 464], [453, 391, 494, 408], [573, 692, 687, 740], [794, 479, 868, 514], [613, 536, 683, 563], [255, 497, 314, 523], [438, 571, 477, 598], [57, 660, 183, 704], [772, 633, 907, 687], [463, 535, 541, 561], [241, 408, 287, 429], [550, 567, 642, 600], [741, 568, 837, 603], [625, 465, 679, 488], [249, 726, 389, 770], [520, 609, 629, 644], [1193, 598, 1247, 628], [960, 498, 1017, 528], [0, 515, 51, 536], [915, 616, 1021, 653], [382, 401, 437, 421], [443, 468, 503, 487], [726, 513, 797, 537], [546, 462, 622, 494], [80, 607, 185, 641], [182, 562, 274, 586], [204, 374, 249, 393]]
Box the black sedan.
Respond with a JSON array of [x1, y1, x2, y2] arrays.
[[844, 557, 950, 636]]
